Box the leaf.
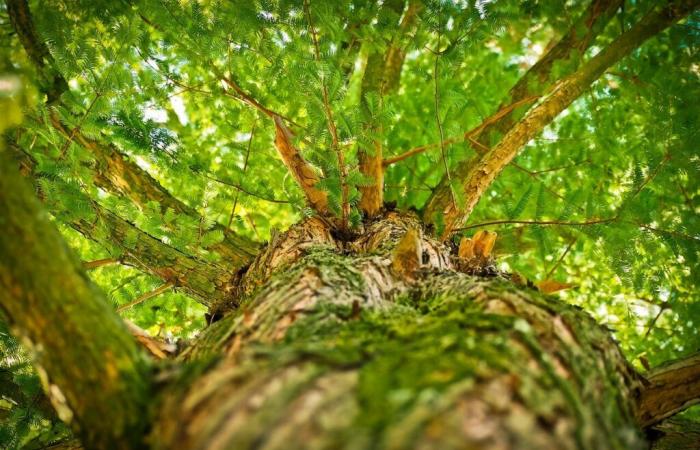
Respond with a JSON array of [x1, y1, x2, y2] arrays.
[[508, 185, 532, 219], [200, 229, 225, 248]]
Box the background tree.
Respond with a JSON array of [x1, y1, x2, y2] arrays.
[[0, 0, 699, 449]]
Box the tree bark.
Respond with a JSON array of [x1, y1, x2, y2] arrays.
[[143, 213, 653, 450], [637, 351, 700, 427], [0, 149, 151, 450], [3, 193, 699, 449]]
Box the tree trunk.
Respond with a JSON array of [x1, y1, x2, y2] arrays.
[[148, 213, 647, 450]]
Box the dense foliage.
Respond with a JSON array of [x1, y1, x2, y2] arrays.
[[0, 0, 698, 447]]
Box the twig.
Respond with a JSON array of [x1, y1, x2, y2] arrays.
[[207, 174, 290, 204], [545, 238, 576, 279], [432, 11, 456, 209], [644, 304, 668, 339], [58, 92, 101, 159], [83, 258, 119, 270], [227, 121, 256, 232], [116, 281, 175, 313], [510, 163, 582, 208], [529, 158, 592, 175], [383, 95, 539, 166], [456, 217, 616, 231], [304, 0, 349, 229]]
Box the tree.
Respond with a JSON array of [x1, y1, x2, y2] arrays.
[[0, 0, 699, 448]]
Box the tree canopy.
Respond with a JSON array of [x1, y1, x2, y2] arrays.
[[0, 0, 698, 447]]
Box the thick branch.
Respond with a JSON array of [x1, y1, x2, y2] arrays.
[[425, 0, 698, 239], [637, 352, 700, 427], [62, 197, 234, 306], [0, 149, 150, 449], [8, 0, 257, 266], [480, 0, 624, 146], [7, 141, 234, 305], [47, 106, 257, 268], [272, 115, 329, 214], [6, 0, 68, 102], [358, 0, 420, 216], [424, 0, 623, 226]]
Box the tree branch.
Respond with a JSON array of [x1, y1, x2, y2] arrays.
[[304, 0, 349, 228], [7, 141, 235, 305], [0, 149, 150, 449], [47, 106, 257, 267], [272, 116, 329, 214], [7, 0, 259, 267], [123, 320, 177, 360], [5, 0, 68, 103], [383, 95, 539, 166], [425, 0, 698, 239], [479, 0, 625, 147], [358, 0, 421, 216], [62, 198, 235, 307], [423, 0, 624, 229], [637, 351, 700, 427], [116, 281, 175, 313], [82, 257, 119, 270], [456, 217, 617, 231], [214, 69, 329, 217]]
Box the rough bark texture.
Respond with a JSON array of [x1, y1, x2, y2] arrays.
[[637, 352, 700, 427], [649, 418, 700, 450], [4, 1, 700, 448], [424, 0, 697, 238], [0, 150, 151, 450], [146, 213, 648, 450]]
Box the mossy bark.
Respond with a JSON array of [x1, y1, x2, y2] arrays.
[[149, 213, 647, 450], [0, 149, 151, 449]]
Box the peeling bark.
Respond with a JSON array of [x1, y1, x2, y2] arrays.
[[273, 116, 329, 215]]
